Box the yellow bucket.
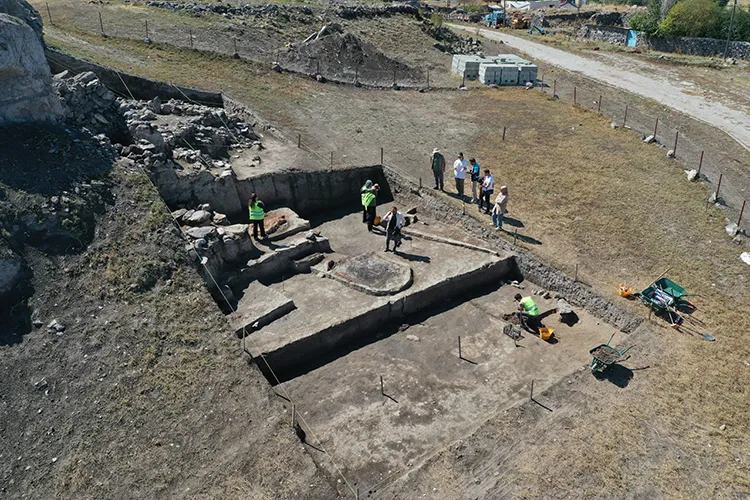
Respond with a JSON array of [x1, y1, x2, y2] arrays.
[[539, 328, 554, 341], [619, 284, 632, 297]]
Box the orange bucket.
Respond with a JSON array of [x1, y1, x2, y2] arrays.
[[539, 328, 554, 341], [619, 284, 632, 297]]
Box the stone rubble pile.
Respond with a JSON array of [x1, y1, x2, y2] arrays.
[[421, 20, 482, 54], [336, 4, 420, 20], [52, 71, 126, 137], [146, 0, 314, 22]]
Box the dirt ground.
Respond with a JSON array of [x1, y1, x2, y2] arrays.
[[15, 3, 750, 498]]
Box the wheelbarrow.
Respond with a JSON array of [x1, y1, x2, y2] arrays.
[[589, 332, 636, 373]]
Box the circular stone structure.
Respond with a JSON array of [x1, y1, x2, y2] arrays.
[[330, 252, 413, 296]]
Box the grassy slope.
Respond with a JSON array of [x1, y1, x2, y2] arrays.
[[35, 11, 750, 498]]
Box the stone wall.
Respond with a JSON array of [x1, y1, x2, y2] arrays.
[[579, 24, 750, 60], [579, 24, 629, 45], [639, 36, 750, 60]]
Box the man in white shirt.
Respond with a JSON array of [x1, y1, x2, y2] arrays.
[[453, 152, 467, 200], [478, 168, 494, 214], [382, 206, 406, 252]]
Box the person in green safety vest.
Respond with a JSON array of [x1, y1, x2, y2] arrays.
[[514, 293, 540, 332], [248, 193, 267, 240], [360, 180, 375, 224], [361, 181, 379, 232]]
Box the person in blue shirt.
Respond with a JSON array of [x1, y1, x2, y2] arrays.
[[469, 157, 481, 203]]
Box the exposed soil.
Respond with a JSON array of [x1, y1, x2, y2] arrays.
[[591, 345, 620, 364]]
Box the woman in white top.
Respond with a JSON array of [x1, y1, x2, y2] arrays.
[[478, 169, 494, 214], [492, 186, 509, 230]]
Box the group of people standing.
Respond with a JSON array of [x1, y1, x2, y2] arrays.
[[430, 149, 509, 231]]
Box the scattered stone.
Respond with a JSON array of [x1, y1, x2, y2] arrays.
[[643, 135, 655, 144], [719, 424, 726, 431], [171, 208, 188, 221], [667, 149, 675, 159], [47, 319, 65, 332], [198, 203, 211, 211], [150, 96, 162, 114], [557, 298, 573, 315], [212, 213, 229, 225], [186, 226, 217, 239], [610, 122, 619, 129], [185, 210, 212, 225], [543, 291, 552, 299], [725, 223, 740, 237], [406, 334, 420, 341], [34, 378, 48, 390], [709, 191, 719, 204], [685, 169, 698, 181]]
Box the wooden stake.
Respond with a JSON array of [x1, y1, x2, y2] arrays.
[[739, 200, 746, 226], [297, 133, 301, 148], [393, 69, 397, 85], [380, 376, 384, 395], [427, 69, 430, 87], [458, 336, 462, 359], [330, 151, 333, 168], [653, 117, 659, 138], [419, 177, 422, 189], [716, 173, 723, 199], [46, 2, 53, 25], [574, 263, 578, 282], [737, 200, 747, 226], [380, 147, 383, 165], [530, 379, 534, 401], [145, 19, 149, 39], [502, 126, 506, 141], [99, 12, 105, 37], [698, 150, 704, 175], [672, 131, 679, 156], [623, 105, 628, 127], [597, 94, 601, 114], [573, 86, 577, 105], [553, 79, 557, 96]]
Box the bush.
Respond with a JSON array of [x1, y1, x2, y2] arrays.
[[718, 5, 750, 41], [657, 0, 722, 37], [629, 0, 661, 34], [430, 12, 443, 27]]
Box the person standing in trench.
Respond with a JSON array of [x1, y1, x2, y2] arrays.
[[248, 193, 267, 240]]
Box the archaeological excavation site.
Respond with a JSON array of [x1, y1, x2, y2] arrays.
[[2, 0, 749, 497]]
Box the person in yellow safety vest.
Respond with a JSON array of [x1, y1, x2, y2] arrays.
[[248, 192, 267, 240], [514, 293, 540, 332], [360, 180, 375, 224], [361, 181, 379, 232]]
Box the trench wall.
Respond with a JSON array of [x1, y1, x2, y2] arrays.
[[45, 49, 225, 105], [259, 257, 514, 382], [382, 165, 643, 334]]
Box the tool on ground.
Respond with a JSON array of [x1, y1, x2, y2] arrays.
[[589, 331, 636, 373]]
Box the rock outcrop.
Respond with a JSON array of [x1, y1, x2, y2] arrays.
[[0, 6, 62, 124], [0, 0, 43, 41]]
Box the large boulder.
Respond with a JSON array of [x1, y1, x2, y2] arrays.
[[0, 0, 43, 42], [0, 13, 62, 124]]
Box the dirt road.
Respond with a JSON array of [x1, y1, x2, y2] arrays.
[[451, 25, 750, 151]]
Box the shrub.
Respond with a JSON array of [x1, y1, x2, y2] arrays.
[[629, 0, 662, 34], [430, 13, 443, 27], [657, 0, 722, 37]]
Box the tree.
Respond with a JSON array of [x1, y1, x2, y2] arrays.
[[657, 0, 722, 37]]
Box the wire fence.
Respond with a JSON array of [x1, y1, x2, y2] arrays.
[[536, 74, 750, 233]]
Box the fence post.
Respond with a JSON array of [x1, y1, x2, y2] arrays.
[[502, 126, 506, 141], [393, 69, 396, 86], [46, 2, 53, 25], [145, 19, 149, 41], [672, 131, 679, 156], [573, 86, 577, 105], [427, 69, 430, 87], [297, 133, 301, 148], [653, 117, 659, 138], [233, 39, 239, 58], [698, 150, 704, 175], [380, 147, 384, 165], [597, 95, 601, 114], [553, 79, 557, 97], [330, 151, 333, 168], [99, 12, 105, 37], [623, 105, 628, 128], [716, 173, 723, 199], [739, 200, 746, 227]]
